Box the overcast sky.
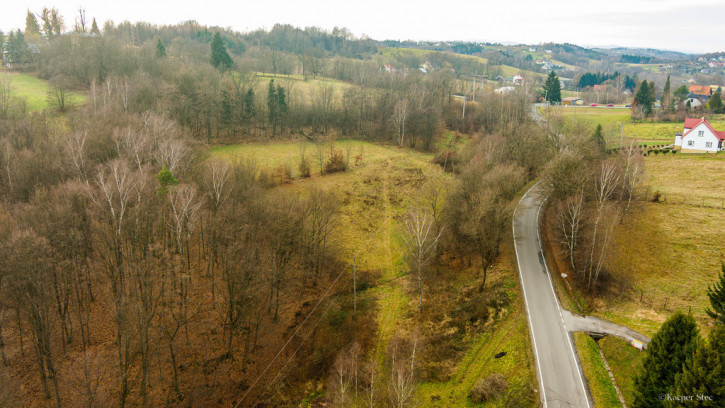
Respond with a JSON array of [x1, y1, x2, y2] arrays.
[[3, 0, 724, 54]]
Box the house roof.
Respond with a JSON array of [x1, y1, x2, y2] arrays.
[[562, 96, 582, 102], [684, 118, 700, 129], [688, 85, 711, 96], [593, 85, 607, 91], [682, 117, 725, 141]]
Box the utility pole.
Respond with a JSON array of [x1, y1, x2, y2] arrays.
[[472, 72, 477, 102], [462, 95, 467, 119]]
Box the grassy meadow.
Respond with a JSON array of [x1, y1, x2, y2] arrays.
[[538, 106, 725, 146], [0, 69, 86, 112], [574, 333, 622, 408], [594, 153, 725, 336], [599, 337, 643, 406], [210, 140, 536, 406]]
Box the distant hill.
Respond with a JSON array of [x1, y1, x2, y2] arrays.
[[593, 47, 691, 61]]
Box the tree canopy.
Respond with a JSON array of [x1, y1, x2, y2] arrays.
[[706, 263, 725, 323], [633, 311, 700, 407], [210, 32, 233, 71], [544, 71, 561, 103], [633, 80, 654, 116], [156, 39, 166, 58]]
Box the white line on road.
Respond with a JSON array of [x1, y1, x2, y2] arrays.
[[534, 189, 591, 408], [513, 184, 548, 408]]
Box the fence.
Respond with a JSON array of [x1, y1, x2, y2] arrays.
[[641, 187, 725, 210]]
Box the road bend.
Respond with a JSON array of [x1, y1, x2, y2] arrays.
[[513, 183, 591, 408]]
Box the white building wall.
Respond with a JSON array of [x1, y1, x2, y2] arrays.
[[680, 124, 720, 152]]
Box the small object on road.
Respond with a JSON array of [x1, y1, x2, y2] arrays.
[[590, 103, 597, 106], [494, 351, 507, 359]]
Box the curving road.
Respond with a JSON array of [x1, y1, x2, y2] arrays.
[[513, 184, 591, 408]]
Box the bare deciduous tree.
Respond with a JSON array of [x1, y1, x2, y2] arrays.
[[391, 99, 408, 148], [403, 209, 442, 313], [558, 191, 584, 272], [586, 161, 620, 290]]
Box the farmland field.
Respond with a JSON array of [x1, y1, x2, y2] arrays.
[[0, 69, 86, 112], [538, 106, 725, 146]]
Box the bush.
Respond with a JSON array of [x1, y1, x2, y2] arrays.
[[274, 163, 293, 184], [299, 156, 311, 178], [470, 373, 508, 403], [652, 190, 661, 203], [324, 149, 347, 174]]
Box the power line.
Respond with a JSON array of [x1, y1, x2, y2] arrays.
[[232, 264, 349, 408], [251, 285, 344, 407]]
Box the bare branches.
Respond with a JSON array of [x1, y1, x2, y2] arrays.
[[403, 208, 442, 313], [391, 99, 409, 147]]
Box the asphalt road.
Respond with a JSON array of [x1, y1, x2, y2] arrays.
[[513, 184, 591, 408]]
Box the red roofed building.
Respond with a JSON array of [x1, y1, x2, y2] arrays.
[[688, 85, 712, 96], [674, 117, 725, 153]]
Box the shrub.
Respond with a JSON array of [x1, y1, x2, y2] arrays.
[[299, 156, 311, 178], [258, 168, 276, 188], [324, 149, 347, 174], [654, 150, 660, 155], [470, 373, 508, 403], [672, 150, 677, 155], [652, 190, 661, 203], [274, 163, 293, 184]]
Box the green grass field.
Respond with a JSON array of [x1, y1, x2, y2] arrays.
[[538, 106, 725, 145], [416, 242, 536, 407], [574, 333, 622, 408], [377, 47, 544, 80], [594, 154, 725, 336], [210, 140, 536, 406], [0, 69, 86, 112], [599, 337, 643, 406]]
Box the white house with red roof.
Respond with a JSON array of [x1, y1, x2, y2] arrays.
[[674, 117, 725, 153], [512, 73, 524, 85]]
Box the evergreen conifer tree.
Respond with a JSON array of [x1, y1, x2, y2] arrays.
[[90, 18, 101, 36], [544, 71, 561, 103], [210, 32, 233, 71], [662, 75, 671, 111], [633, 81, 653, 116], [633, 311, 700, 407], [709, 92, 723, 114], [155, 165, 179, 196], [592, 124, 606, 154], [155, 39, 166, 58], [668, 324, 725, 407], [706, 263, 725, 323], [25, 11, 41, 37]]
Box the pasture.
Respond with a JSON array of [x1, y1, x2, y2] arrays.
[[538, 106, 725, 146], [594, 153, 725, 336], [0, 69, 86, 112]]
